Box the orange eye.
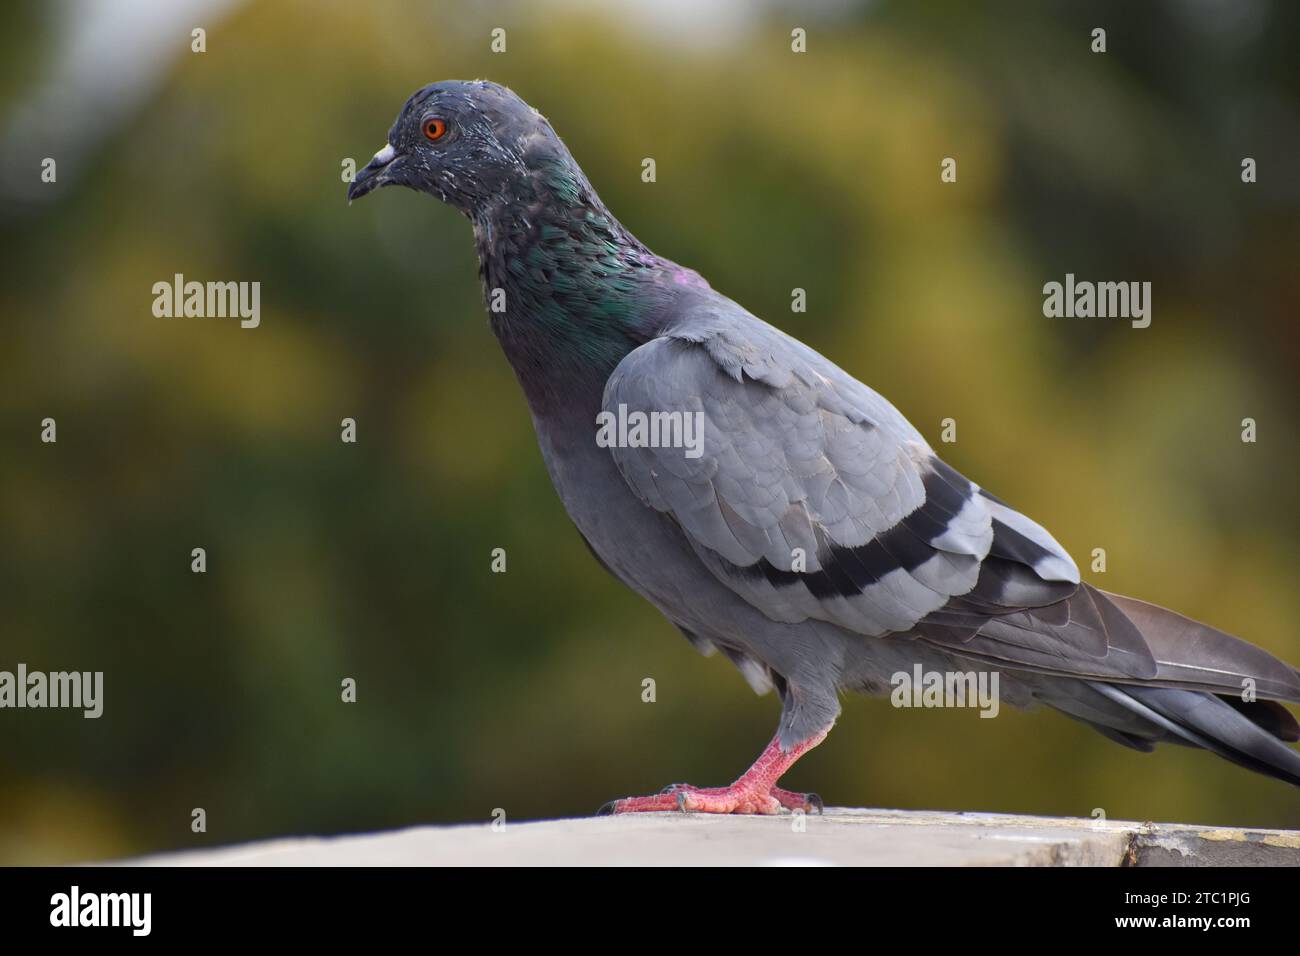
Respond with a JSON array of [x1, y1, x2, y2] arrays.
[[423, 118, 448, 141]]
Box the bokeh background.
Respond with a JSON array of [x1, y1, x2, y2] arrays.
[[2, 0, 1298, 864]]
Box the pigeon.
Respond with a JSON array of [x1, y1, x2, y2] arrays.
[[348, 80, 1300, 814]]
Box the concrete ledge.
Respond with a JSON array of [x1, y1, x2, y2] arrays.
[[114, 808, 1300, 867]]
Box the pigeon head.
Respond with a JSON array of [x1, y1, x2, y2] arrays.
[[347, 79, 577, 215]]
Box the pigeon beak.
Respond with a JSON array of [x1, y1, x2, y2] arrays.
[[347, 143, 398, 203]]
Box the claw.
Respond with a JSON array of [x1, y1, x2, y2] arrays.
[[594, 725, 833, 816]]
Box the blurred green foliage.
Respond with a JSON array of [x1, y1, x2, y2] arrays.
[[1, 0, 1298, 863]]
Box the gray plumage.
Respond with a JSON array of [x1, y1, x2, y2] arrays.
[[349, 79, 1300, 795]]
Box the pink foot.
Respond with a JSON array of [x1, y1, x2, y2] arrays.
[[771, 786, 824, 814], [596, 726, 830, 816]]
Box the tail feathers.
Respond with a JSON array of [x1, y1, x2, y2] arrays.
[[1220, 694, 1300, 742], [1101, 591, 1300, 702], [922, 584, 1300, 702], [921, 578, 1300, 785], [1089, 682, 1300, 787], [1034, 677, 1164, 751]]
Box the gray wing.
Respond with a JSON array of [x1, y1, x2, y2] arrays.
[[603, 298, 1300, 706], [602, 298, 1300, 784], [602, 299, 1081, 640]]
